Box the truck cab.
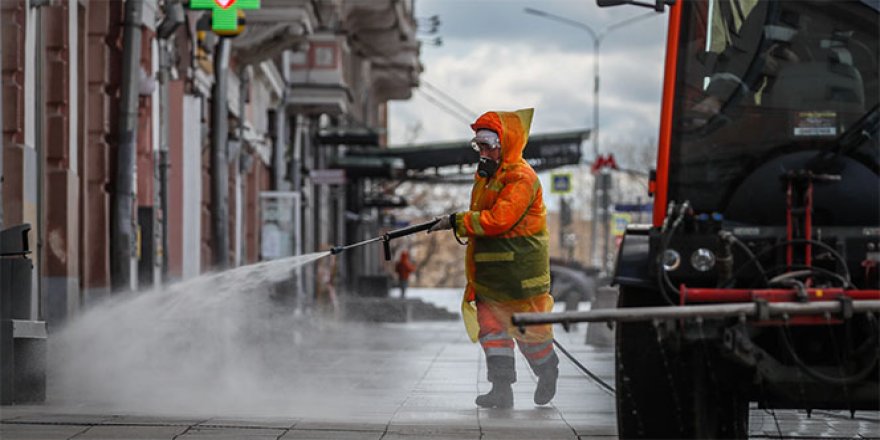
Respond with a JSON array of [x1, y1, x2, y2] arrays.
[[610, 0, 879, 437]]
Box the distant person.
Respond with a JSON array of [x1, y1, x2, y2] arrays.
[[429, 108, 558, 409], [395, 249, 416, 298], [315, 244, 339, 318]]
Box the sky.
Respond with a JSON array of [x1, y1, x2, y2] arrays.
[[387, 0, 670, 156]]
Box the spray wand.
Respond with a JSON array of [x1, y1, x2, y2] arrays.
[[330, 218, 441, 261]]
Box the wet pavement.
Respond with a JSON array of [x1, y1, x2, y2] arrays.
[[1, 308, 878, 439]]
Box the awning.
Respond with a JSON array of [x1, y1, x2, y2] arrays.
[[330, 156, 405, 179], [347, 129, 590, 180], [318, 129, 380, 147]]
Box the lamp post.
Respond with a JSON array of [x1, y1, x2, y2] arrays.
[[524, 7, 657, 270]]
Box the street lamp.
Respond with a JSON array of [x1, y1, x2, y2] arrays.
[[524, 7, 658, 270]]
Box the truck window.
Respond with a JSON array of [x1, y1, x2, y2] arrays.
[[668, 0, 879, 223]]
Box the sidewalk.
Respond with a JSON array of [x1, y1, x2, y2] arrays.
[[1, 318, 616, 440], [2, 307, 878, 439]]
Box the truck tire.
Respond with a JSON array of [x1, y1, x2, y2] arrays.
[[616, 285, 749, 438], [691, 349, 749, 438], [616, 285, 693, 438]]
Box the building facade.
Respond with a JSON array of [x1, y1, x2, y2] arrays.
[[1, 0, 422, 326]]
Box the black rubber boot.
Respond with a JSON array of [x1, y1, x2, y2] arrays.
[[533, 352, 559, 405], [475, 381, 513, 408], [477, 356, 515, 408]]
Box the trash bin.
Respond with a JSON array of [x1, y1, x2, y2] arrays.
[[0, 224, 32, 320], [0, 223, 47, 405]]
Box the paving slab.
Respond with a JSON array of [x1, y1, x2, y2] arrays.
[[177, 425, 288, 439], [72, 424, 188, 439], [480, 426, 578, 440], [0, 423, 89, 439], [0, 412, 113, 425], [282, 429, 385, 439], [290, 420, 387, 431], [198, 417, 298, 429], [381, 434, 480, 440], [99, 415, 207, 428]]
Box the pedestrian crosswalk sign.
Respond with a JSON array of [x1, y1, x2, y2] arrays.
[[550, 172, 572, 194]]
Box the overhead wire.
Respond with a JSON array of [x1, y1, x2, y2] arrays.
[[351, 37, 479, 128], [420, 80, 478, 120], [415, 89, 475, 125]]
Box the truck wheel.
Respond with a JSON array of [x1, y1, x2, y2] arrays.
[[616, 285, 749, 438], [616, 285, 694, 438], [692, 349, 749, 438]]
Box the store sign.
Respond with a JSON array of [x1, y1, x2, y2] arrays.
[[190, 0, 260, 32], [311, 169, 346, 185]]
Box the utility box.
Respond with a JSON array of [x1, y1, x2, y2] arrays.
[[586, 286, 618, 347], [0, 224, 47, 405]]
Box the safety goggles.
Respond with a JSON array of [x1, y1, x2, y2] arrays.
[[470, 136, 500, 153]]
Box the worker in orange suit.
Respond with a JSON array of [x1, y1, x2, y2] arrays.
[[429, 108, 558, 409], [395, 249, 416, 298]]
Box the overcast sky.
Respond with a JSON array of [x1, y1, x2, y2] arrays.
[[387, 0, 670, 156]]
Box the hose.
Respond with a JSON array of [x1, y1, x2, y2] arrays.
[[656, 201, 691, 305], [719, 231, 769, 287], [763, 264, 855, 289], [728, 238, 852, 287], [552, 338, 616, 396], [779, 321, 880, 385]]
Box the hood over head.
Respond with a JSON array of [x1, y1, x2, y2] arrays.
[[470, 108, 534, 166]]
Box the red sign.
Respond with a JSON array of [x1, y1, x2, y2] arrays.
[[591, 154, 619, 173]]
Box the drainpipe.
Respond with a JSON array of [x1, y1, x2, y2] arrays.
[[33, 0, 46, 315], [156, 0, 182, 282], [211, 37, 230, 270], [111, 0, 143, 291], [157, 39, 170, 281], [290, 114, 303, 195], [290, 114, 304, 309], [234, 66, 250, 267], [0, 5, 4, 230], [272, 97, 286, 191]]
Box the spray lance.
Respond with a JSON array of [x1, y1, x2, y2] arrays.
[[330, 218, 441, 261]]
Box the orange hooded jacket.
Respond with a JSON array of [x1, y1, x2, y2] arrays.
[[453, 108, 551, 304]]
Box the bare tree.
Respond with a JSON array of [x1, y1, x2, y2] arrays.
[[391, 181, 469, 287]]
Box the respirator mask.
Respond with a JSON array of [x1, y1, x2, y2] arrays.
[[477, 157, 499, 179], [471, 129, 501, 179]]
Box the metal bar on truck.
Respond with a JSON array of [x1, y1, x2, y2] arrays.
[[511, 300, 880, 327]]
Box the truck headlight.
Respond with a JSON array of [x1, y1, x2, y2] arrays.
[[690, 248, 716, 272], [662, 249, 681, 271]]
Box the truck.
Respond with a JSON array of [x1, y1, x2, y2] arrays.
[[516, 0, 879, 437]]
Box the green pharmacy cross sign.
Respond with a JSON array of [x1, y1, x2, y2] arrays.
[[190, 0, 260, 32]]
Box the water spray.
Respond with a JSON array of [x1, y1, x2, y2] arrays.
[[330, 218, 441, 260]]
